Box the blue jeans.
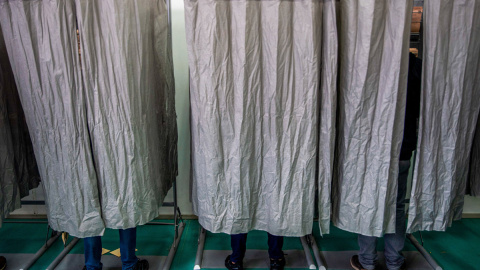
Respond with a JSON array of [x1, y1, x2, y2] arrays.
[[230, 233, 284, 263], [84, 227, 138, 270], [358, 160, 410, 270]]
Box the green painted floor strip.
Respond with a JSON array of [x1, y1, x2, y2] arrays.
[[0, 218, 479, 269]]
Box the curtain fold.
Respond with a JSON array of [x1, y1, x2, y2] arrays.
[[185, 0, 324, 236], [317, 0, 338, 235], [407, 0, 480, 233], [332, 0, 412, 237]]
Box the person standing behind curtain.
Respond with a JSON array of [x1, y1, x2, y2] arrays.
[[83, 228, 149, 270], [225, 233, 285, 270], [350, 52, 422, 270]]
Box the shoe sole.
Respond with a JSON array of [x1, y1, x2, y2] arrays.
[[350, 257, 362, 270]]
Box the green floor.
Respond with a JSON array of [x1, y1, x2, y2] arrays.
[[0, 218, 479, 269]]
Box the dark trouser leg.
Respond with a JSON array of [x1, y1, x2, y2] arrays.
[[358, 234, 377, 270], [119, 227, 139, 270], [267, 233, 284, 260], [230, 233, 248, 263], [84, 236, 103, 270], [384, 160, 410, 270]]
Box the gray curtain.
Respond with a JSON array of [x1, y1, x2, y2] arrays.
[[185, 0, 325, 236], [75, 0, 177, 230], [317, 0, 338, 235], [407, 0, 480, 233], [0, 0, 176, 237], [0, 0, 103, 237], [0, 24, 40, 228], [0, 70, 19, 229], [0, 25, 40, 199], [0, 28, 19, 228], [332, 0, 412, 237]]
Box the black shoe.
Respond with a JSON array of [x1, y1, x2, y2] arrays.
[[350, 255, 374, 270], [133, 259, 149, 270], [225, 255, 243, 270], [270, 257, 285, 270], [0, 256, 6, 270]]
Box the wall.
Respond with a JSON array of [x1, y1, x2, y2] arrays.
[[464, 196, 480, 216]]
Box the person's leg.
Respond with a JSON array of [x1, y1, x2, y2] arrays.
[[356, 235, 378, 270], [267, 233, 284, 260], [230, 233, 248, 263], [119, 227, 139, 270], [84, 236, 103, 270], [268, 233, 285, 269], [384, 160, 410, 270]]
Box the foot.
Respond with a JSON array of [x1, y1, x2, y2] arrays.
[[225, 255, 243, 270], [350, 255, 374, 270], [133, 259, 149, 270], [0, 256, 6, 270], [270, 257, 285, 270], [389, 261, 407, 270]]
